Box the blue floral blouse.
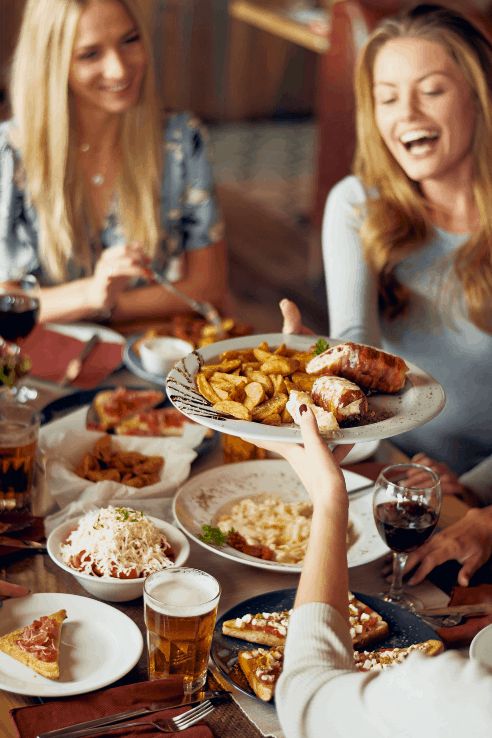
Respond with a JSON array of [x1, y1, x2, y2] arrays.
[[0, 112, 224, 284]]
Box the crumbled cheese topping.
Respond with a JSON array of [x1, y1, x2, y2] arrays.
[[60, 505, 174, 578], [354, 643, 429, 671]]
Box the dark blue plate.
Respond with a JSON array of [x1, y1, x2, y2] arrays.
[[40, 387, 218, 459], [212, 587, 441, 702]]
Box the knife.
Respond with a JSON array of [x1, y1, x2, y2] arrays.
[[0, 535, 46, 550], [416, 603, 492, 618], [36, 691, 230, 738], [59, 334, 100, 387]]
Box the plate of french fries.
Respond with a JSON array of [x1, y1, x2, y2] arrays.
[[165, 333, 445, 444]]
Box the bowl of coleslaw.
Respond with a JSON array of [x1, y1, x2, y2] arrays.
[[47, 506, 190, 602]]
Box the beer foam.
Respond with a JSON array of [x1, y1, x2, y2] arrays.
[[145, 570, 219, 617]]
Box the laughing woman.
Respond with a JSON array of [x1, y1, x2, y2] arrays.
[[0, 0, 227, 323], [319, 4, 492, 506]]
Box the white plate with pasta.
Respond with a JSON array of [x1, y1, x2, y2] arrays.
[[165, 333, 445, 444], [172, 460, 388, 573]]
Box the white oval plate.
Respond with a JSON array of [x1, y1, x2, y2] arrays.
[[46, 322, 125, 345], [470, 623, 492, 670], [173, 459, 388, 572], [0, 592, 143, 696], [166, 333, 445, 444]]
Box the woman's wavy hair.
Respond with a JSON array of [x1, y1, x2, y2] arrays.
[[10, 0, 161, 282], [354, 3, 492, 332]]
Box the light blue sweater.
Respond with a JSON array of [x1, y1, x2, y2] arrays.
[[323, 176, 492, 504]]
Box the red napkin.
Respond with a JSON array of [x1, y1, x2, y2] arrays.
[[437, 585, 492, 648], [11, 677, 214, 738], [22, 325, 123, 388]]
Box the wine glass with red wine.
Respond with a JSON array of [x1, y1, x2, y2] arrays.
[[0, 275, 40, 344], [373, 463, 441, 610]]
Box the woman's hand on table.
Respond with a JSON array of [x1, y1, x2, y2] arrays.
[[0, 579, 29, 599], [404, 506, 492, 587], [280, 298, 314, 336]]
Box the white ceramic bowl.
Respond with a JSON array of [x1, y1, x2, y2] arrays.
[[47, 515, 190, 602], [139, 336, 193, 377], [470, 622, 492, 670]]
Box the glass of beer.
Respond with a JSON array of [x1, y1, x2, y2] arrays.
[[0, 396, 40, 519], [144, 567, 221, 693]]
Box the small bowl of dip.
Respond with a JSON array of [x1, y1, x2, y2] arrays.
[[139, 336, 193, 377]]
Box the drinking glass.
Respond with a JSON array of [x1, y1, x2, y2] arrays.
[[0, 274, 40, 343], [0, 394, 40, 521], [144, 567, 221, 693], [373, 463, 441, 610]]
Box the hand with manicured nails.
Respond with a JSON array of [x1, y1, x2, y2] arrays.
[[248, 404, 352, 512], [404, 505, 492, 586]]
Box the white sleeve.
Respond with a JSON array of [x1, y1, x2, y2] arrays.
[[276, 602, 492, 738], [322, 177, 381, 346], [459, 454, 492, 504]]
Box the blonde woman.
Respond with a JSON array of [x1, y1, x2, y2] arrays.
[[317, 5, 492, 500], [0, 0, 227, 323]]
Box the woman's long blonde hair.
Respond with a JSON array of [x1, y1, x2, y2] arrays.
[[354, 4, 492, 332], [10, 0, 161, 282]]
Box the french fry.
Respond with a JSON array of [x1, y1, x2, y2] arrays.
[[261, 412, 282, 426], [252, 393, 288, 421], [211, 372, 248, 387], [292, 371, 317, 392], [219, 349, 256, 362], [281, 406, 293, 423], [212, 400, 252, 421], [271, 373, 286, 394], [245, 369, 274, 396], [253, 347, 274, 363], [260, 355, 300, 376], [210, 382, 230, 400], [243, 381, 265, 411], [196, 372, 221, 404], [273, 343, 288, 355], [201, 360, 241, 378]]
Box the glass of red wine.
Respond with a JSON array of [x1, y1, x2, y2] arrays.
[[373, 463, 441, 610], [0, 275, 40, 344]]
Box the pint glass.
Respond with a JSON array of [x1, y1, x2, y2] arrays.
[[144, 567, 221, 693], [0, 397, 39, 518]]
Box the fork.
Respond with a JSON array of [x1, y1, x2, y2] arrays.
[[55, 700, 217, 737], [150, 270, 224, 335]]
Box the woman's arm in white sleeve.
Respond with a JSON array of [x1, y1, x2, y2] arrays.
[[322, 177, 381, 346], [278, 601, 492, 738]]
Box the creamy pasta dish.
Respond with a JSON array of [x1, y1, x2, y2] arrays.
[[60, 506, 174, 579], [216, 495, 356, 564]]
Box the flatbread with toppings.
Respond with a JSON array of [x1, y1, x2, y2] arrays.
[[114, 407, 197, 437], [90, 387, 165, 432], [0, 609, 67, 680], [238, 645, 284, 702], [223, 593, 388, 649], [353, 639, 443, 671], [223, 610, 291, 647]]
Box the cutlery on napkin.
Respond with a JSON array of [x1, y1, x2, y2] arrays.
[[36, 692, 230, 738], [59, 334, 100, 386]]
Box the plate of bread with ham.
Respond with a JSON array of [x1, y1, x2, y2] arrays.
[[166, 333, 445, 444], [0, 593, 142, 696]]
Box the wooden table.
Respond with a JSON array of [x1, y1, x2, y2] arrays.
[[0, 367, 472, 737]]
